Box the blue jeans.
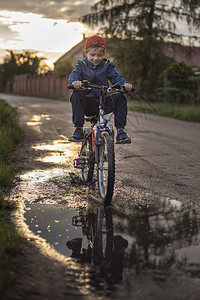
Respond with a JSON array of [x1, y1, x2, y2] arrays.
[[70, 90, 128, 129]]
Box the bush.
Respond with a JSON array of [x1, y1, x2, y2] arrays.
[[160, 61, 194, 90], [156, 87, 193, 104], [54, 60, 73, 78]]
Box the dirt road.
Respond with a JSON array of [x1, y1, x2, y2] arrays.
[[3, 93, 200, 205], [1, 93, 200, 299]]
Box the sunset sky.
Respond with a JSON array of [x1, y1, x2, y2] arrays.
[[0, 1, 199, 69], [0, 0, 96, 68]]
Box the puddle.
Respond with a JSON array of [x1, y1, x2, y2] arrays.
[[32, 140, 77, 164], [27, 114, 51, 126], [24, 197, 200, 281], [24, 203, 89, 257], [112, 198, 200, 271]]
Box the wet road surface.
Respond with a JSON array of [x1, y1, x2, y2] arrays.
[[1, 93, 200, 299]]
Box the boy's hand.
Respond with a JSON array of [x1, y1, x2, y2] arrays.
[[124, 83, 133, 91], [72, 81, 82, 89]]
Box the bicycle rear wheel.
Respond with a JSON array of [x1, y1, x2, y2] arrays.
[[97, 132, 115, 205], [81, 128, 94, 182]]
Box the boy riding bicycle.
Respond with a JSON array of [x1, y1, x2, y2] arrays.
[[68, 35, 133, 144]]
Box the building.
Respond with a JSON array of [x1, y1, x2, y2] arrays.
[[164, 42, 200, 70], [54, 39, 200, 70], [54, 39, 86, 68]]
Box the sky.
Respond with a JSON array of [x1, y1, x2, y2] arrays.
[[0, 1, 199, 69], [0, 0, 96, 68]]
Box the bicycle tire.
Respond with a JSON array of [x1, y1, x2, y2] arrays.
[[81, 128, 94, 182], [92, 207, 113, 269], [97, 132, 115, 205]]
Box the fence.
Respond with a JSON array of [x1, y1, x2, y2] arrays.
[[13, 72, 71, 98]]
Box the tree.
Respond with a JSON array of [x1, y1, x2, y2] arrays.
[[106, 37, 174, 95], [54, 60, 73, 78], [82, 0, 200, 42], [0, 51, 18, 87], [81, 0, 200, 94], [0, 50, 49, 89]]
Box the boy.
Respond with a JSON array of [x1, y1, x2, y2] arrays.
[[68, 35, 133, 144]]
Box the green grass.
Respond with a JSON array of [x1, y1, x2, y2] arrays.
[[0, 217, 24, 300], [0, 163, 15, 187], [0, 98, 24, 299], [128, 100, 200, 122]]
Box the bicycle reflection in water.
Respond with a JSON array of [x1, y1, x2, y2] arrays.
[[66, 207, 128, 283]]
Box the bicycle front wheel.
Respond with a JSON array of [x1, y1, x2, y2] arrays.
[[97, 132, 115, 205], [92, 207, 113, 269]]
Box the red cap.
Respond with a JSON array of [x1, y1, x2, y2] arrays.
[[85, 35, 106, 49]]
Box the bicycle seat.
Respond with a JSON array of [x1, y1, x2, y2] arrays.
[[85, 116, 98, 123]]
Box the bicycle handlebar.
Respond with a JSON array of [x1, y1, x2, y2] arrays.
[[68, 80, 135, 93]]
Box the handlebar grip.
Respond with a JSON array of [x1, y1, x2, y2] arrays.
[[68, 85, 74, 90]]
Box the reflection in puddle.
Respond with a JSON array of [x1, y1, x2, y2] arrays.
[[24, 197, 200, 285], [24, 203, 89, 257]]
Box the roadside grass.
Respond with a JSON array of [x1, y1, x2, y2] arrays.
[[26, 94, 70, 102], [0, 98, 25, 299], [128, 100, 200, 122]]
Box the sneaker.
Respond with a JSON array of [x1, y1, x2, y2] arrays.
[[66, 238, 82, 254], [114, 235, 128, 251], [68, 127, 84, 142], [116, 129, 131, 144]]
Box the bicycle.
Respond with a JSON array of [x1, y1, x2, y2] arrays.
[[68, 206, 113, 277], [67, 206, 128, 282], [68, 80, 134, 206]]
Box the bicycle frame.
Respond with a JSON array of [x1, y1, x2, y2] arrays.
[[78, 89, 113, 163]]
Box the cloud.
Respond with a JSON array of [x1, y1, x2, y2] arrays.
[[0, 22, 20, 43], [0, 0, 96, 64], [0, 0, 94, 22], [0, 11, 86, 52]]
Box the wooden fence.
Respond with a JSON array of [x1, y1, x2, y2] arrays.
[[13, 72, 71, 98]]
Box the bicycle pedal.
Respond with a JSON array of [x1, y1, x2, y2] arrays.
[[73, 157, 87, 169]]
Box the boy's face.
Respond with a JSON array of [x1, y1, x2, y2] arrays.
[[85, 47, 104, 65]]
